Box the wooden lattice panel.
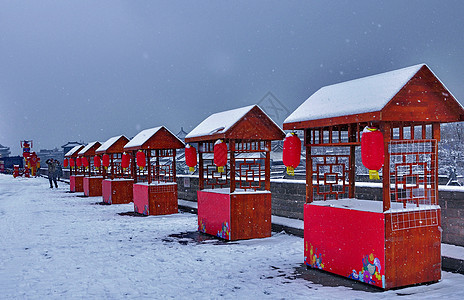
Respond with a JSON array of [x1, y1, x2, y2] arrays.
[[388, 139, 439, 231], [238, 158, 263, 190], [312, 153, 351, 200]]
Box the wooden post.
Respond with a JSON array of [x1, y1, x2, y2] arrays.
[[131, 151, 137, 183], [304, 129, 314, 203], [348, 124, 356, 198], [199, 142, 204, 190], [110, 154, 114, 180], [230, 140, 236, 193], [155, 149, 160, 182], [147, 150, 152, 184], [382, 122, 391, 212], [172, 149, 176, 183], [265, 140, 271, 191]]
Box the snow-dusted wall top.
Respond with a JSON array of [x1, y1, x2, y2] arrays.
[[96, 135, 123, 153], [64, 145, 83, 157], [186, 105, 255, 139], [124, 126, 162, 149], [78, 141, 99, 155], [284, 64, 425, 124]]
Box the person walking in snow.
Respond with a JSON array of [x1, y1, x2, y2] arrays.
[[55, 159, 63, 180], [46, 159, 58, 188]]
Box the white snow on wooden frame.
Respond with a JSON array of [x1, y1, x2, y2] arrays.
[[78, 141, 99, 155], [124, 126, 183, 149], [284, 63, 425, 124], [185, 104, 256, 139], [64, 145, 83, 157], [96, 135, 125, 153]]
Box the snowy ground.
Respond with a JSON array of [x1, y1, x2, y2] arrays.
[[1, 174, 464, 299]]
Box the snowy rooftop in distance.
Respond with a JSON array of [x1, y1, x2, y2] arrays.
[[284, 64, 425, 124], [96, 135, 124, 153], [64, 145, 83, 157], [186, 105, 255, 139], [124, 126, 162, 149], [78, 141, 99, 155]]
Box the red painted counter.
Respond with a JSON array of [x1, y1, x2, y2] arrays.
[[102, 178, 133, 204], [83, 176, 103, 197], [304, 199, 441, 289], [197, 189, 271, 241], [70, 175, 84, 192], [133, 182, 178, 216]]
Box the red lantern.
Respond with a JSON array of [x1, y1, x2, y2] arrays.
[[185, 144, 197, 172], [94, 156, 101, 169], [214, 140, 227, 173], [102, 154, 110, 170], [361, 127, 384, 180], [136, 150, 146, 170], [121, 152, 130, 170], [63, 158, 69, 168], [76, 157, 82, 167], [82, 156, 89, 169], [283, 132, 301, 176], [69, 158, 75, 168]]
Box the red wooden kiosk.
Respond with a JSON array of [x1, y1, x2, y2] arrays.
[[78, 141, 102, 197], [124, 126, 184, 216], [95, 135, 133, 204], [283, 64, 464, 289], [185, 105, 285, 241], [65, 145, 85, 192]]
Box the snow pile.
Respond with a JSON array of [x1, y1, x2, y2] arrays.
[[1, 174, 464, 299]]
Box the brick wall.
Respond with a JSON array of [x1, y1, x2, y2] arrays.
[[177, 174, 464, 247]]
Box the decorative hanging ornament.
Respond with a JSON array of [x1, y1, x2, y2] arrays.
[[63, 158, 69, 168], [76, 157, 82, 167], [136, 150, 146, 170], [214, 139, 227, 173], [102, 154, 110, 170], [82, 156, 89, 169], [361, 127, 385, 180], [121, 152, 130, 171], [283, 132, 301, 176], [69, 158, 75, 168], [185, 144, 197, 172], [94, 156, 101, 170]]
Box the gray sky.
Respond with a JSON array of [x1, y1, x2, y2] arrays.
[[1, 0, 463, 155]]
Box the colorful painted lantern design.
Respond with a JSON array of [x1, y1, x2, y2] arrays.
[[214, 139, 227, 173], [185, 144, 197, 172], [82, 156, 89, 169], [102, 154, 110, 170], [63, 158, 69, 168], [136, 150, 146, 170], [94, 156, 101, 170], [283, 132, 301, 176], [76, 157, 82, 168], [361, 127, 384, 180], [121, 152, 130, 171]]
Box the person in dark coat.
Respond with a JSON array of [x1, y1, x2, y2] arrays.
[[46, 159, 58, 188], [55, 159, 63, 180]]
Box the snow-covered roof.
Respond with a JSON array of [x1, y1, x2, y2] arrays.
[[96, 135, 124, 153], [284, 64, 425, 124], [124, 126, 183, 150], [78, 141, 99, 155], [185, 105, 256, 139], [64, 145, 83, 157], [125, 127, 163, 149]]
